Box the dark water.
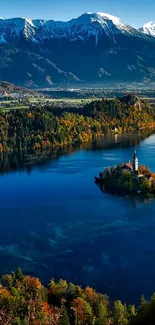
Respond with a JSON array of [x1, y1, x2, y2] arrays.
[[1, 133, 155, 304]]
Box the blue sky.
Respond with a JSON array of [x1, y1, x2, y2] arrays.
[[1, 0, 155, 27]]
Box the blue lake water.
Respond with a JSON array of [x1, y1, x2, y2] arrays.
[[1, 133, 155, 304]]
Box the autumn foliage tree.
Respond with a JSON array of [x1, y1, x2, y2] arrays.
[[0, 96, 155, 153], [1, 269, 155, 325], [72, 297, 92, 325]]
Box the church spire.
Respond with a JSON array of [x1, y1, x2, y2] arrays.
[[133, 150, 138, 172]]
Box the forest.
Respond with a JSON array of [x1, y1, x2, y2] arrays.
[[0, 95, 155, 153], [0, 268, 155, 325]]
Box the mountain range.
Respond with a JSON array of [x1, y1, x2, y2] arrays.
[[1, 12, 155, 86]]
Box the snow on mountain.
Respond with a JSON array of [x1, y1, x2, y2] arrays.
[[140, 21, 155, 37], [0, 17, 36, 43], [1, 13, 155, 86], [62, 12, 141, 44], [0, 12, 147, 45], [86, 12, 123, 27]]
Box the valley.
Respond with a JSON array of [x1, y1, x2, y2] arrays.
[[1, 83, 155, 111], [2, 1, 155, 324]]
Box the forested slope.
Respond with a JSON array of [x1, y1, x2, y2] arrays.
[[0, 95, 155, 152]]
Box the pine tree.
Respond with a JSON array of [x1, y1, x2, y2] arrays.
[[128, 304, 136, 317], [14, 267, 24, 281], [95, 302, 107, 325], [60, 306, 70, 325], [113, 300, 128, 325], [139, 295, 147, 312]]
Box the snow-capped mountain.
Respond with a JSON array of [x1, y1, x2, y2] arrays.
[[0, 18, 36, 43], [0, 13, 149, 45], [140, 21, 155, 37], [0, 12, 155, 86]]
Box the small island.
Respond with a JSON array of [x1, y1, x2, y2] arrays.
[[95, 151, 155, 195]]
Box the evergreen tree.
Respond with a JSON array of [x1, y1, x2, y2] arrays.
[[60, 306, 70, 325], [14, 267, 24, 281], [113, 300, 128, 325], [139, 295, 147, 312], [128, 304, 136, 317], [95, 302, 107, 325]]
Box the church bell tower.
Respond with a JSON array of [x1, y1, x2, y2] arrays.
[[133, 150, 138, 172]]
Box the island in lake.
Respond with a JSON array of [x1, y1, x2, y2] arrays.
[[95, 151, 155, 195]]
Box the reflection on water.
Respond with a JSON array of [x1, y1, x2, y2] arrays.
[[0, 132, 152, 174], [0, 132, 155, 305]]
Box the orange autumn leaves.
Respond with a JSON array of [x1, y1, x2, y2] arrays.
[[0, 96, 155, 153]]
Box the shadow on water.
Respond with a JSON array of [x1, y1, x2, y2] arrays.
[[0, 131, 153, 175], [96, 180, 155, 205]]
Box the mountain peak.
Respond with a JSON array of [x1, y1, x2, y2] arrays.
[[141, 21, 155, 37], [0, 13, 155, 86], [0, 13, 151, 47], [86, 12, 121, 24]]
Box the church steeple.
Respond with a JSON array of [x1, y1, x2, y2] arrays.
[[133, 150, 138, 172]]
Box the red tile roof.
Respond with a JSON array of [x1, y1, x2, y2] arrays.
[[124, 163, 133, 169]]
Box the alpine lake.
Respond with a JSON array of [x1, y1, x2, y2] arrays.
[[1, 132, 155, 304]]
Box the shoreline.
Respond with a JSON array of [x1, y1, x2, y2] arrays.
[[95, 150, 155, 197], [95, 177, 155, 197], [0, 127, 154, 154]]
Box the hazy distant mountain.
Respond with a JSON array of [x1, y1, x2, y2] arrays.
[[1, 12, 155, 86]]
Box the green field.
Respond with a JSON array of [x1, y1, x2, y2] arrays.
[[29, 97, 101, 103], [0, 97, 102, 111], [0, 95, 154, 112]]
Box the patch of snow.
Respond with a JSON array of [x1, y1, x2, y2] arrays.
[[0, 13, 147, 44], [25, 18, 35, 27], [32, 19, 46, 28], [141, 21, 155, 37], [89, 12, 121, 24]]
